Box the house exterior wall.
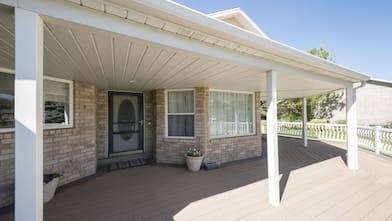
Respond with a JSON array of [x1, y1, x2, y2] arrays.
[[0, 82, 262, 208], [144, 91, 154, 153], [0, 81, 97, 208], [330, 83, 392, 126], [154, 88, 262, 164], [154, 88, 209, 164], [96, 88, 108, 159], [0, 133, 14, 207]]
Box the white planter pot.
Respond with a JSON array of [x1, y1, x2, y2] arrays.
[[43, 177, 59, 204], [185, 155, 204, 172]]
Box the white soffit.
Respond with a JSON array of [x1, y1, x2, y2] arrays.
[[0, 4, 344, 98], [0, 4, 14, 70], [61, 0, 369, 84]]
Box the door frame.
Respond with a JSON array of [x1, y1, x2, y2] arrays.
[[107, 90, 145, 157]]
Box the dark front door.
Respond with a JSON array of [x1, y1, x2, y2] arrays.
[[108, 91, 144, 155]]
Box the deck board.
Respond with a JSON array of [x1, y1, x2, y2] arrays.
[[1, 137, 392, 221]]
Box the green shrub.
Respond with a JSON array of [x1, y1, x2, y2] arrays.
[[335, 120, 346, 124], [385, 122, 392, 129], [310, 119, 329, 124]]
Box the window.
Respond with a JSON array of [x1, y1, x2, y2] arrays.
[[44, 77, 73, 128], [166, 90, 194, 137], [210, 90, 254, 137], [0, 73, 73, 131], [0, 73, 15, 130]]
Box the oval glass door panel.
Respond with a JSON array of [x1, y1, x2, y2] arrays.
[[110, 93, 143, 153], [118, 99, 135, 140]]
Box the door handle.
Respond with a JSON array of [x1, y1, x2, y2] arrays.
[[138, 120, 144, 126]]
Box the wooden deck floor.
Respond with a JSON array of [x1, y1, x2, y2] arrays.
[[2, 137, 392, 221]]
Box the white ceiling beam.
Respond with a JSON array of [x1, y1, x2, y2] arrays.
[[16, 0, 352, 87]]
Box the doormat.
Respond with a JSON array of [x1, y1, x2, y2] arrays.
[[98, 159, 151, 173]]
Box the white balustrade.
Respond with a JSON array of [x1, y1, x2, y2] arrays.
[[357, 126, 375, 151], [260, 120, 392, 157], [380, 128, 392, 156]]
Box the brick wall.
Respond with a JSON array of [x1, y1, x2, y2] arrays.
[[95, 88, 108, 159], [154, 89, 262, 164], [144, 91, 154, 153], [0, 81, 97, 207], [0, 133, 14, 207]]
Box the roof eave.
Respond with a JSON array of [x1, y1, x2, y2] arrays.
[[134, 0, 370, 83]]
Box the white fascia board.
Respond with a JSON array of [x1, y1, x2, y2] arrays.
[[17, 0, 351, 87], [127, 0, 370, 82]]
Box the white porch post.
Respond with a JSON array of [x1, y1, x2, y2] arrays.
[[266, 70, 280, 206], [302, 97, 308, 147], [14, 8, 44, 221], [346, 87, 358, 170]]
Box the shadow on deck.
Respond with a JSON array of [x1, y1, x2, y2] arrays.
[[2, 137, 392, 221]]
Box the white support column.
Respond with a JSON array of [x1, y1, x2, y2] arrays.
[[14, 8, 44, 221], [266, 70, 280, 206], [346, 87, 358, 170], [302, 97, 308, 147]]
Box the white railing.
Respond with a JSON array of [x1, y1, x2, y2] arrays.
[[357, 126, 375, 151], [261, 121, 392, 157], [380, 128, 392, 155]]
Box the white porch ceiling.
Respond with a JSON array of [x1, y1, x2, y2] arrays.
[[0, 4, 346, 98]]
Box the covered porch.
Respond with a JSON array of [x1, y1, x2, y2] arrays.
[[0, 0, 370, 220], [1, 137, 392, 221]]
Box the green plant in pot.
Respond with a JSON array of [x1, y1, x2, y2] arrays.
[[43, 173, 62, 203], [185, 148, 204, 172]]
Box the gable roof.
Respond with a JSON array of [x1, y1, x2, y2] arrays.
[[208, 8, 269, 38]]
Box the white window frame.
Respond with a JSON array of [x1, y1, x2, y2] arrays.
[[165, 89, 196, 139], [209, 89, 256, 139], [43, 76, 74, 130]]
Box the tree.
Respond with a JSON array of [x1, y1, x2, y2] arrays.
[[308, 46, 335, 62], [260, 47, 345, 122]]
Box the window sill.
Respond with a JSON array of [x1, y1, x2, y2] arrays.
[[44, 125, 74, 130], [0, 125, 74, 133], [209, 133, 256, 139], [165, 136, 196, 140], [0, 128, 14, 133]]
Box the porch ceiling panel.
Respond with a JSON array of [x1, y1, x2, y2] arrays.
[[0, 5, 14, 71], [0, 4, 345, 98]]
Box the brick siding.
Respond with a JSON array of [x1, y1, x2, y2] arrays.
[[154, 89, 262, 164], [0, 81, 97, 207]]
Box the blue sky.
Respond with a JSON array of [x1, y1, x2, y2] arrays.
[[173, 0, 392, 80]]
